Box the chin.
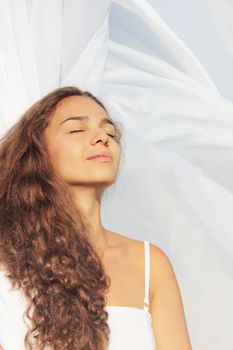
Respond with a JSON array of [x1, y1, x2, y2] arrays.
[[93, 176, 116, 186]]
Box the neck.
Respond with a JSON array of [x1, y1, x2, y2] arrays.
[[69, 185, 109, 255]]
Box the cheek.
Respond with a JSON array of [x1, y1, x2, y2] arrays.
[[49, 139, 83, 176], [113, 146, 121, 166], [59, 149, 82, 168]]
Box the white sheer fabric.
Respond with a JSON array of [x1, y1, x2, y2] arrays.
[[0, 1, 233, 349]]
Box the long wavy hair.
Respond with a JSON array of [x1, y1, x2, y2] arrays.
[[0, 86, 123, 350]]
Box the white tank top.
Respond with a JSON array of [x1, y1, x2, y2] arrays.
[[0, 240, 156, 349], [105, 240, 156, 349]]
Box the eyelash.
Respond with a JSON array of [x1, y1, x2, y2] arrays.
[[69, 130, 116, 139]]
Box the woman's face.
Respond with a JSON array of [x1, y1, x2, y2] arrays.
[[44, 95, 121, 189]]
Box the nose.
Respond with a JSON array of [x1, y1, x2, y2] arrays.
[[91, 130, 109, 145]]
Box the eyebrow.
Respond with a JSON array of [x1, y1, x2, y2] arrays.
[[59, 115, 116, 129]]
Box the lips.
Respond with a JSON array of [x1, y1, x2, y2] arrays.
[[86, 152, 113, 161]]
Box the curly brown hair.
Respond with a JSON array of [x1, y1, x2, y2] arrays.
[[0, 86, 123, 350]]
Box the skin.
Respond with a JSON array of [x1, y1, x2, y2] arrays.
[[43, 95, 192, 349], [44, 95, 122, 255]]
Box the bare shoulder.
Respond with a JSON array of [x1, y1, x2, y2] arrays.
[[149, 242, 185, 310], [149, 243, 193, 349], [105, 230, 147, 266], [106, 229, 142, 252], [122, 238, 172, 304], [106, 230, 169, 278], [149, 243, 175, 298]]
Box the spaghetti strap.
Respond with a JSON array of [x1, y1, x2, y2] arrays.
[[143, 240, 150, 310]]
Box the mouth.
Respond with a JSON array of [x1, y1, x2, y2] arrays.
[[87, 155, 113, 162]]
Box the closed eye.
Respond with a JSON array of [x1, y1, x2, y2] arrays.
[[69, 130, 116, 139], [69, 130, 84, 133]]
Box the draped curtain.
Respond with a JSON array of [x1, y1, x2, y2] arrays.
[[1, 1, 233, 349]]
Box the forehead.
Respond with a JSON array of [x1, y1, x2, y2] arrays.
[[51, 95, 109, 127]]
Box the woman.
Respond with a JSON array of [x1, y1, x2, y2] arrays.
[[0, 86, 192, 349]]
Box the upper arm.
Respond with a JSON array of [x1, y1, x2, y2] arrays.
[[150, 244, 192, 349]]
